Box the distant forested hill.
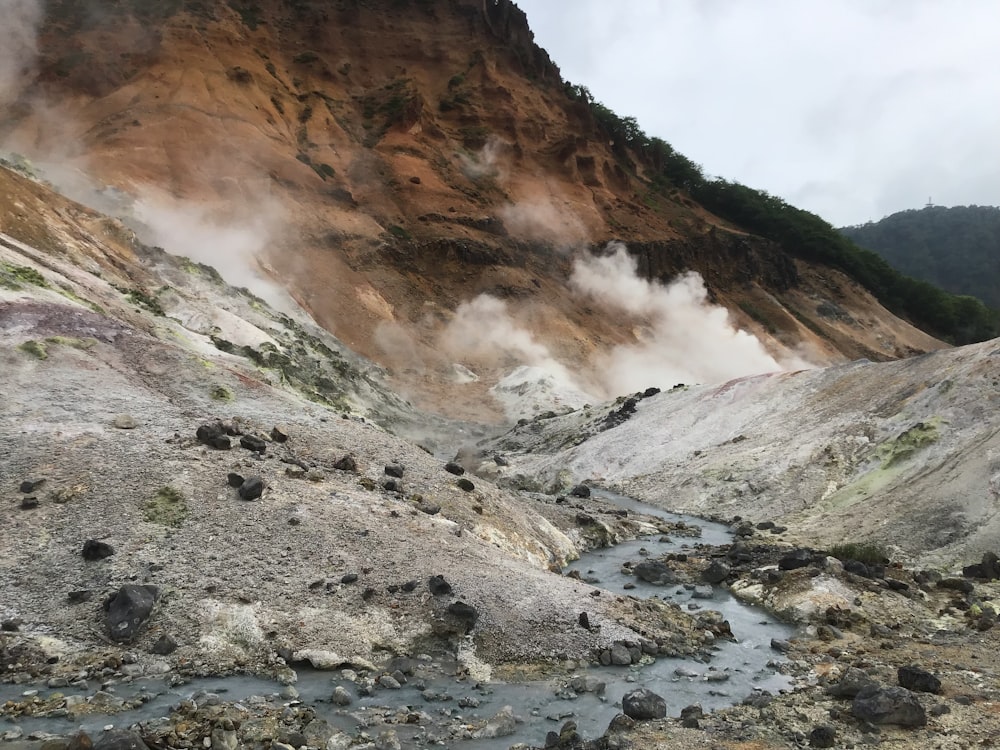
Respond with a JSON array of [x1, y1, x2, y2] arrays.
[[840, 206, 1000, 309]]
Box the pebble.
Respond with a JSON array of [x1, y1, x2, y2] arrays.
[[113, 414, 137, 429]]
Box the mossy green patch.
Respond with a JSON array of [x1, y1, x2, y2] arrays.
[[211, 384, 234, 401], [877, 419, 941, 468], [144, 486, 188, 527], [1, 263, 48, 290], [828, 542, 889, 565], [18, 340, 48, 359], [44, 336, 97, 350]]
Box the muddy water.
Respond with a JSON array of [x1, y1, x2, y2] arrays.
[[1, 490, 794, 748]]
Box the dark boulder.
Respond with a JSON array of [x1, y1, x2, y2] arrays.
[[826, 667, 877, 698], [569, 484, 591, 498], [622, 688, 666, 720], [416, 500, 441, 515], [428, 575, 452, 596], [457, 478, 475, 492], [679, 703, 703, 728], [151, 634, 177, 655], [384, 463, 405, 478], [702, 559, 731, 584], [19, 479, 45, 493], [238, 476, 264, 500], [195, 423, 231, 450], [333, 455, 358, 472], [239, 435, 267, 453], [852, 685, 926, 727], [227, 472, 245, 488], [633, 560, 677, 585], [938, 577, 975, 594], [446, 601, 479, 633], [778, 548, 815, 570], [270, 425, 290, 443], [106, 585, 158, 642], [82, 540, 115, 561], [963, 552, 1000, 580], [898, 665, 941, 694], [809, 725, 836, 748], [444, 461, 465, 476], [578, 612, 590, 630]]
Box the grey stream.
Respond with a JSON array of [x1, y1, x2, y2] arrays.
[[2, 490, 794, 749]]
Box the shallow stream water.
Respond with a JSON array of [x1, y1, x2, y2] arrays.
[[2, 490, 794, 748]]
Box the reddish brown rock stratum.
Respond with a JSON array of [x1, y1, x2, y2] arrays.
[[1, 0, 942, 419]]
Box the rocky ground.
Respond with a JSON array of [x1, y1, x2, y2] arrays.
[[3, 167, 1000, 748]]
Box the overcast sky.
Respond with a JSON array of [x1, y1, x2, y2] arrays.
[[515, 0, 1000, 227]]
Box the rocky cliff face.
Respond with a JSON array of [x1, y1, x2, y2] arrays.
[[1, 0, 943, 421]]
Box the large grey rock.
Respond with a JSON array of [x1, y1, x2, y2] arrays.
[[106, 585, 158, 642], [622, 688, 667, 720], [826, 667, 877, 698], [633, 560, 677, 585], [852, 685, 926, 727], [702, 559, 731, 584], [474, 706, 517, 738]]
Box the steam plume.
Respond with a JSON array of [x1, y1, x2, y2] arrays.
[[570, 242, 789, 394], [0, 0, 43, 106]]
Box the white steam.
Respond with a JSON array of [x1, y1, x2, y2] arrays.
[[498, 195, 589, 248], [0, 0, 42, 106], [440, 294, 580, 388], [570, 242, 789, 394], [442, 241, 809, 418], [132, 192, 297, 314]]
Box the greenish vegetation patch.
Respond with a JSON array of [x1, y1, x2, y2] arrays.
[[211, 384, 234, 401], [144, 486, 188, 527], [18, 340, 48, 359], [0, 263, 48, 290], [876, 420, 940, 468], [828, 542, 889, 566], [114, 285, 166, 316]]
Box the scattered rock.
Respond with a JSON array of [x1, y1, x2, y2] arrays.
[[151, 634, 178, 655], [569, 483, 591, 498], [633, 560, 677, 585], [82, 539, 115, 560], [444, 461, 465, 475], [227, 472, 245, 488], [446, 600, 479, 632], [21, 496, 39, 509], [963, 551, 1000, 580], [384, 463, 405, 478], [341, 573, 359, 584], [938, 577, 975, 594], [779, 548, 815, 570], [770, 638, 792, 653], [702, 559, 731, 584], [691, 585, 715, 599], [19, 479, 45, 493], [809, 724, 837, 748], [475, 706, 517, 738], [578, 611, 590, 630], [331, 686, 353, 705], [333, 455, 358, 472], [852, 685, 926, 727], [416, 499, 441, 515], [239, 476, 264, 500], [106, 584, 158, 642], [271, 425, 290, 442], [66, 731, 93, 750], [428, 575, 452, 595], [240, 435, 267, 453], [1, 618, 21, 632], [196, 423, 231, 450], [898, 665, 942, 694], [622, 688, 667, 720], [679, 703, 703, 728], [456, 477, 475, 492], [112, 414, 137, 429], [827, 667, 878, 698]]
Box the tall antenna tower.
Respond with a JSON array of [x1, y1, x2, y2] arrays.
[[926, 196, 934, 208]]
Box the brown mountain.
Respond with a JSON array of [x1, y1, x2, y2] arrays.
[[1, 0, 943, 421]]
